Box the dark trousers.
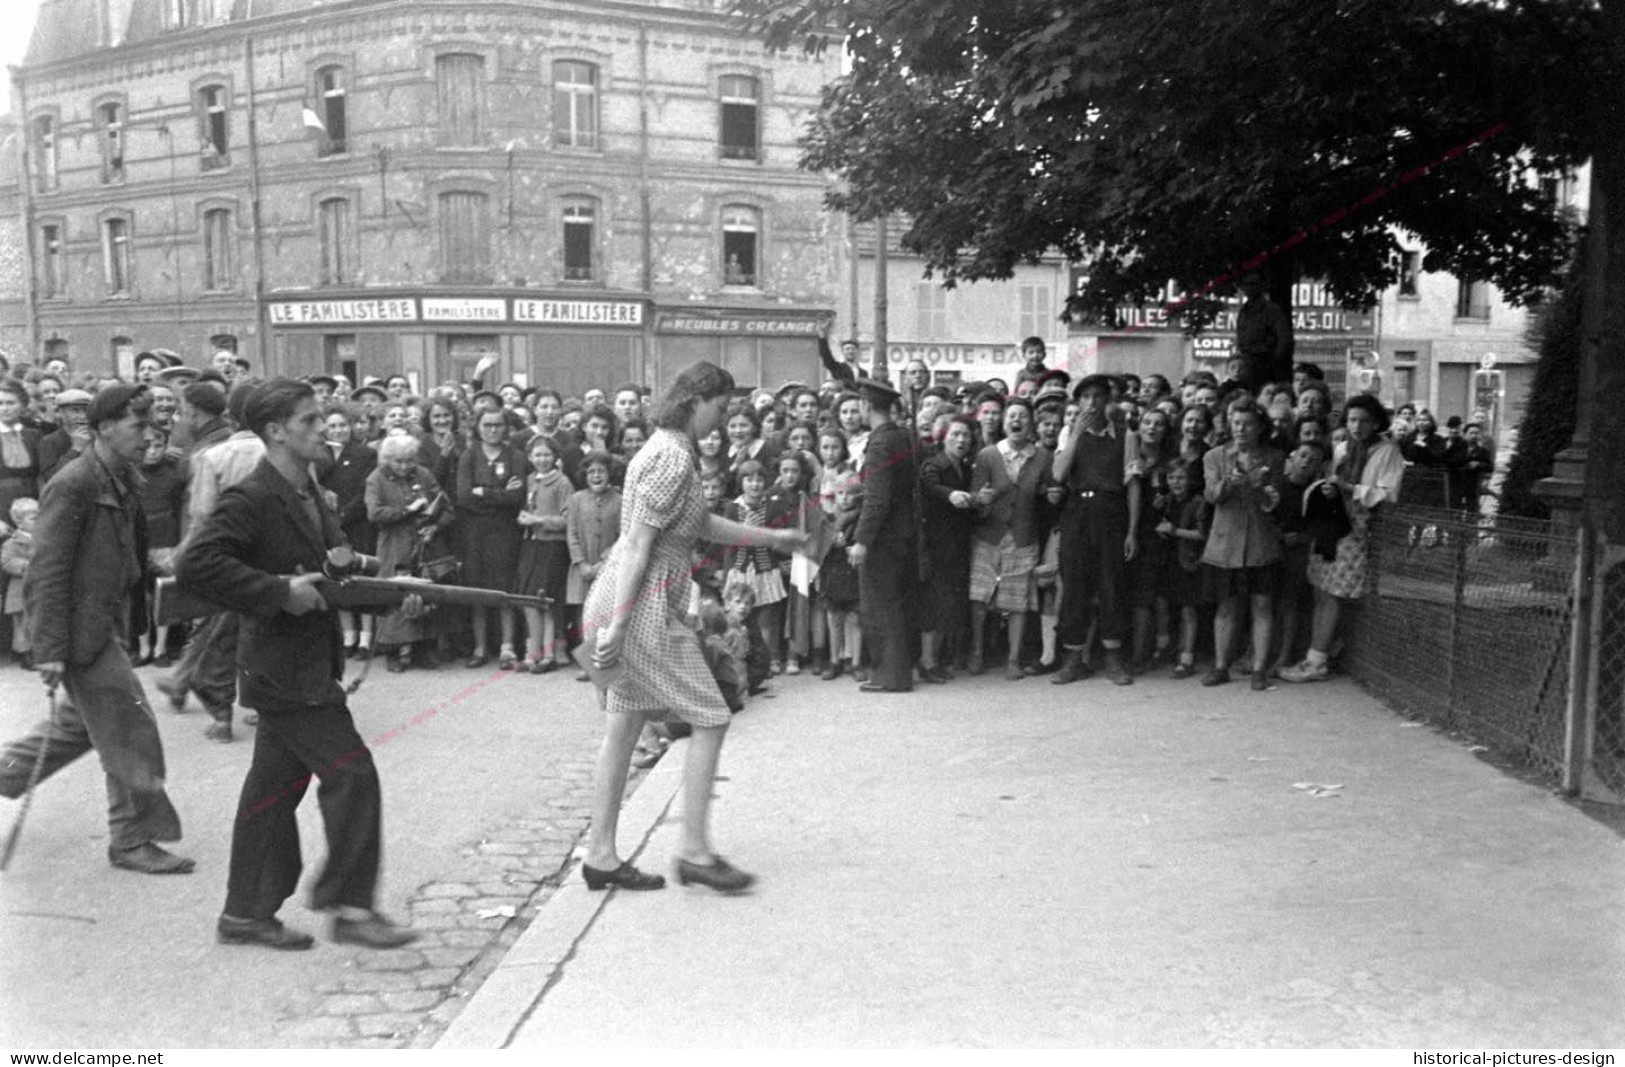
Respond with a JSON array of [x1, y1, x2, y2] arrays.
[[0, 639, 182, 850], [224, 701, 382, 919], [171, 612, 238, 722], [1055, 493, 1130, 649], [859, 540, 916, 690]]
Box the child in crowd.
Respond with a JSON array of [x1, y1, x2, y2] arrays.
[[1, 497, 37, 666], [516, 435, 572, 673], [1155, 460, 1209, 678], [565, 450, 622, 682], [765, 451, 813, 674], [818, 472, 864, 681], [735, 458, 789, 675]]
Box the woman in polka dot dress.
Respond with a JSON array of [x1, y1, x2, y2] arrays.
[[579, 362, 805, 896]]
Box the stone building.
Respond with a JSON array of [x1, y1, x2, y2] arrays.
[[8, 0, 841, 392]]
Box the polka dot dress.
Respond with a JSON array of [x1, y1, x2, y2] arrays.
[[581, 428, 731, 727]]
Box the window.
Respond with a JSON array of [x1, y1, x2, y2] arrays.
[[562, 198, 597, 282], [436, 53, 485, 147], [202, 207, 234, 291], [916, 283, 948, 339], [1392, 354, 1417, 411], [1398, 251, 1420, 297], [165, 0, 191, 28], [197, 84, 230, 168], [1455, 278, 1490, 320], [317, 66, 347, 155], [111, 336, 135, 379], [439, 191, 491, 283], [721, 205, 759, 287], [318, 197, 352, 286], [1018, 283, 1053, 341], [39, 223, 64, 298], [719, 75, 759, 160], [32, 115, 57, 193], [552, 61, 598, 149], [99, 102, 125, 182], [103, 216, 132, 295]]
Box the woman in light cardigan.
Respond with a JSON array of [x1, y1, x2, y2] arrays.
[[1280, 394, 1405, 684]]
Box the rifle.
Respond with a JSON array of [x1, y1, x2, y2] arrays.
[[154, 574, 549, 626]]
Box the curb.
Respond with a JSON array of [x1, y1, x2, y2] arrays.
[[433, 738, 686, 1049]]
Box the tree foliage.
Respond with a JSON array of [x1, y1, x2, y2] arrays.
[[1500, 246, 1584, 522], [737, 0, 1599, 323]]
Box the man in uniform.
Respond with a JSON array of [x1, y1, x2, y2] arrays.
[[178, 378, 417, 950], [848, 377, 919, 693], [0, 384, 195, 874]]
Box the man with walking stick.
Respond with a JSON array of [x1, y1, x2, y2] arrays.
[[0, 384, 194, 875]]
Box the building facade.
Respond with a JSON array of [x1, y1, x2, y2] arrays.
[[8, 0, 841, 392]]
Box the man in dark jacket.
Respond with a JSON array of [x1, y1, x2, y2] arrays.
[[178, 378, 418, 951], [849, 377, 919, 692], [0, 384, 195, 875], [35, 388, 93, 484]]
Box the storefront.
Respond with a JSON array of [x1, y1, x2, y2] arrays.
[[652, 306, 833, 392], [266, 291, 649, 395]]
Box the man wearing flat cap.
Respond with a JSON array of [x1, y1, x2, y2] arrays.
[[0, 383, 196, 875], [1049, 373, 1142, 686], [849, 378, 919, 692], [37, 387, 94, 484]]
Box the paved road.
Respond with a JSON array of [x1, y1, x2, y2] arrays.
[[0, 655, 607, 1048]]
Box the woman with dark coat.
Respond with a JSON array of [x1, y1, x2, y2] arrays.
[[0, 379, 40, 520], [457, 407, 529, 668], [367, 435, 455, 672], [321, 402, 379, 657], [918, 415, 978, 681]]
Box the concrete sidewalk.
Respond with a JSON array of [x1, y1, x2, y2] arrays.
[[438, 673, 1625, 1049]]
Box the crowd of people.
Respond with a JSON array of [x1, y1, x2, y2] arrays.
[[0, 336, 1502, 701]]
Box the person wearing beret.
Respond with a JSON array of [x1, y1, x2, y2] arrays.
[[133, 352, 167, 385], [0, 383, 196, 875], [1049, 373, 1143, 686], [848, 377, 920, 692]]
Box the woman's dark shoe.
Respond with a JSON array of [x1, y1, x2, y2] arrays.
[[582, 861, 667, 891], [1171, 662, 1196, 680], [920, 666, 950, 684], [132, 650, 155, 667], [674, 855, 755, 895], [331, 911, 420, 949], [465, 653, 489, 669], [152, 652, 174, 668], [387, 650, 410, 673], [1201, 666, 1231, 687], [528, 658, 554, 675]]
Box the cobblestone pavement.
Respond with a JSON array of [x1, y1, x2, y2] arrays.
[[0, 656, 622, 1048]]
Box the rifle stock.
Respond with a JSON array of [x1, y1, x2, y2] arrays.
[[155, 575, 549, 626]]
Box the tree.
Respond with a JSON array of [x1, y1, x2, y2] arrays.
[[739, 0, 1599, 325], [1501, 249, 1583, 522]]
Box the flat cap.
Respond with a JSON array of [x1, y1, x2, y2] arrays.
[[1071, 373, 1115, 400], [352, 384, 388, 403], [55, 388, 93, 407], [86, 383, 146, 427]]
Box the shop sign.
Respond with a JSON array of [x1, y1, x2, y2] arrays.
[[1192, 335, 1234, 361], [657, 309, 829, 336], [268, 298, 419, 325], [422, 298, 507, 322], [514, 299, 644, 326], [1068, 271, 1374, 335]]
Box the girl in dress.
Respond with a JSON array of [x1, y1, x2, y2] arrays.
[[1155, 460, 1210, 678], [566, 451, 622, 681], [818, 473, 864, 681], [1, 497, 38, 666], [732, 459, 787, 675], [321, 403, 379, 659], [516, 436, 573, 673], [765, 451, 813, 674]]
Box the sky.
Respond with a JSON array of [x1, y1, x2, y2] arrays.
[[1, 0, 41, 77]]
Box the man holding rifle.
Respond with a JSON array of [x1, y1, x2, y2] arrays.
[[178, 378, 418, 951]]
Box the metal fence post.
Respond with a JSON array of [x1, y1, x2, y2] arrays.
[[1561, 519, 1596, 796]]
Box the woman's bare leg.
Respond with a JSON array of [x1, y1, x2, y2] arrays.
[[585, 710, 646, 869]]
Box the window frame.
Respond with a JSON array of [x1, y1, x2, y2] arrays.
[[1017, 282, 1052, 342], [95, 96, 127, 184], [560, 195, 600, 283], [192, 77, 233, 170], [316, 193, 357, 287], [100, 211, 135, 297], [721, 203, 762, 289], [434, 51, 487, 148], [30, 110, 59, 194], [314, 63, 349, 157], [718, 74, 761, 162], [436, 185, 495, 285], [1454, 278, 1491, 321], [552, 59, 600, 150], [199, 202, 237, 293], [1397, 250, 1421, 299], [37, 218, 67, 300], [917, 282, 949, 340]]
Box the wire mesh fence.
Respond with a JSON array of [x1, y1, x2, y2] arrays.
[[1346, 504, 1575, 784], [1594, 553, 1625, 797]]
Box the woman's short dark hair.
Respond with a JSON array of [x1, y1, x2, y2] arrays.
[[722, 399, 761, 435], [619, 416, 650, 444], [653, 361, 736, 432], [580, 403, 620, 442], [531, 388, 563, 407], [1343, 393, 1391, 434], [421, 396, 460, 435], [735, 458, 767, 481], [0, 379, 28, 405], [581, 448, 615, 475]]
